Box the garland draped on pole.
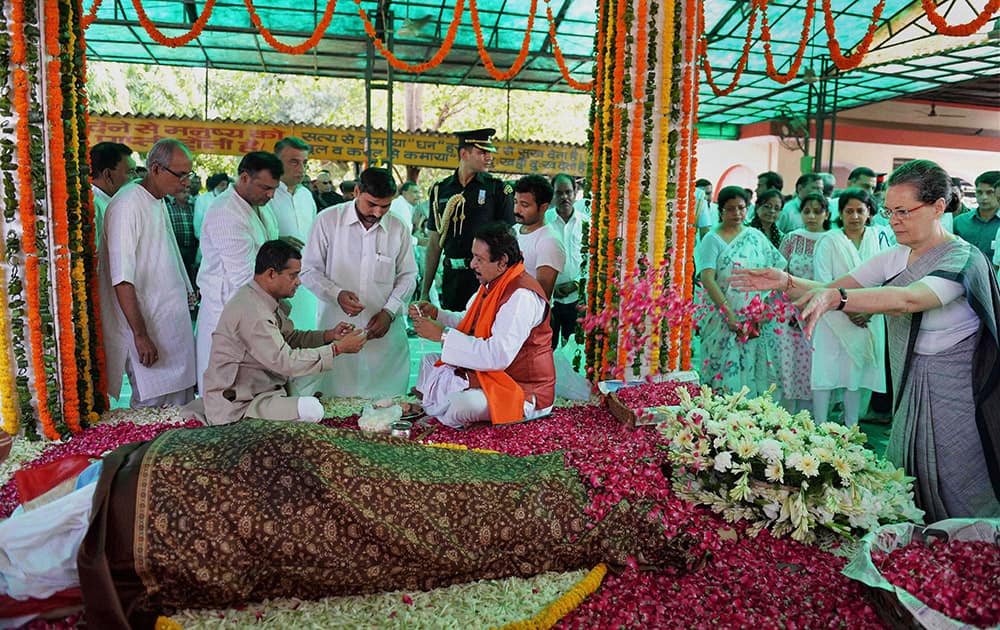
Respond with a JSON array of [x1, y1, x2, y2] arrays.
[[582, 0, 699, 380], [0, 0, 102, 439]]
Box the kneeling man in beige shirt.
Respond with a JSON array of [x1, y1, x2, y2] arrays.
[[186, 239, 367, 425]]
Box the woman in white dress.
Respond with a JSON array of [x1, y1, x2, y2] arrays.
[[775, 192, 830, 414], [695, 186, 786, 397], [810, 188, 890, 426]]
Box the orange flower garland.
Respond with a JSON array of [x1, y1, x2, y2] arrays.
[[544, 0, 593, 92], [762, 0, 813, 83], [131, 0, 216, 47], [601, 0, 628, 375], [823, 0, 885, 70], [45, 0, 83, 434], [585, 0, 609, 372], [698, 0, 757, 97], [81, 0, 100, 26], [470, 0, 536, 82], [244, 0, 336, 55], [922, 0, 1000, 35], [354, 0, 463, 74], [669, 0, 699, 371]]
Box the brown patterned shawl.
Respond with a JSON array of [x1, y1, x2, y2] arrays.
[[79, 421, 693, 629]]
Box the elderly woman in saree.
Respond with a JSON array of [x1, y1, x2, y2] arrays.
[[731, 159, 1000, 522], [695, 186, 786, 397], [809, 188, 892, 427]]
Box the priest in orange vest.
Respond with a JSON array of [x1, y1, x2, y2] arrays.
[[410, 223, 556, 428]]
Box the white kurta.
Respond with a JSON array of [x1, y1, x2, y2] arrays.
[[545, 207, 588, 305], [300, 201, 417, 397], [415, 288, 550, 428], [92, 185, 112, 250], [268, 182, 319, 329], [99, 182, 196, 399], [811, 228, 888, 391], [195, 187, 278, 394]]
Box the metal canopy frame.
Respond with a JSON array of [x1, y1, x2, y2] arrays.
[[82, 0, 999, 126]]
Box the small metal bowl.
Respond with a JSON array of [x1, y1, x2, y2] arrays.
[[390, 420, 413, 439]]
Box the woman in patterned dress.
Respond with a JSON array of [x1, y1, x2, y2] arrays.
[[695, 186, 786, 397], [775, 192, 830, 414]]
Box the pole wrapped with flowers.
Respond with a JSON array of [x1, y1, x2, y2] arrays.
[[0, 0, 104, 439], [585, 0, 700, 380]]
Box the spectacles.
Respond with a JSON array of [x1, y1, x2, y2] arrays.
[[160, 165, 193, 181], [757, 204, 781, 212], [879, 203, 925, 220]]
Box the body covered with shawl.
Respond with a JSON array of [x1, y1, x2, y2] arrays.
[[78, 421, 693, 629]]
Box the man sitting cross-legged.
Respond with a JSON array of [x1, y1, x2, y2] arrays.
[[410, 222, 555, 429], [184, 239, 367, 426]]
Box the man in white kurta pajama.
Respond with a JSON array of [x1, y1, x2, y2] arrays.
[[268, 138, 322, 394], [99, 139, 196, 407], [195, 152, 282, 394], [300, 168, 417, 398]]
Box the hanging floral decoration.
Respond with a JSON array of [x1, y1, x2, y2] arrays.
[[761, 0, 813, 83], [131, 0, 216, 47], [244, 0, 337, 55], [698, 0, 758, 97], [470, 0, 537, 82], [353, 0, 463, 74], [543, 0, 593, 91], [80, 0, 101, 26], [922, 0, 1000, 36], [822, 0, 886, 71]]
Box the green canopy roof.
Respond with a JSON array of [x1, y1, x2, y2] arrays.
[[83, 0, 1000, 125]]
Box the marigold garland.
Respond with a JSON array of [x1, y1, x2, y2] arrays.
[[921, 0, 1000, 36], [698, 0, 757, 97], [823, 0, 885, 71], [81, 0, 101, 26], [244, 0, 336, 55], [354, 0, 463, 74], [496, 563, 608, 630], [131, 0, 216, 47], [0, 241, 20, 435], [44, 0, 83, 434], [761, 0, 813, 83], [470, 0, 536, 81], [544, 0, 594, 91]]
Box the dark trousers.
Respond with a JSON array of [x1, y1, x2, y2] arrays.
[[550, 300, 579, 348], [441, 266, 480, 311]]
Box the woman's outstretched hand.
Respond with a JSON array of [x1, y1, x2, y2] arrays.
[[729, 267, 785, 292], [794, 288, 841, 339]]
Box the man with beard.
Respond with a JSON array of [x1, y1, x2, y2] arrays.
[[513, 174, 565, 302], [300, 168, 417, 398]]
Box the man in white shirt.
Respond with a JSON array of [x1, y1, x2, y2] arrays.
[[195, 152, 282, 394], [193, 173, 231, 238], [300, 168, 418, 398], [89, 142, 135, 249], [513, 174, 565, 302], [99, 138, 196, 407], [268, 137, 321, 395], [389, 181, 421, 233], [410, 223, 555, 428], [777, 173, 824, 233], [546, 174, 585, 347]]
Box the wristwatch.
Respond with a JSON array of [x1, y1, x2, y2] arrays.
[[836, 287, 848, 311]]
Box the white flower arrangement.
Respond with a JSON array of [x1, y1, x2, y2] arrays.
[[654, 386, 924, 543]]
